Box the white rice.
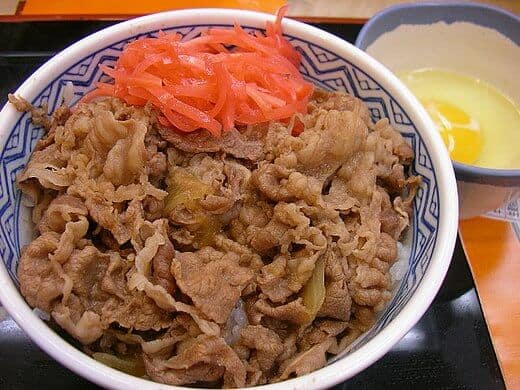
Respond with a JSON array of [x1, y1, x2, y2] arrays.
[[390, 241, 410, 284], [62, 81, 74, 106], [224, 298, 248, 345]]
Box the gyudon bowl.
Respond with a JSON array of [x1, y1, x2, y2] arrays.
[[0, 9, 458, 390]]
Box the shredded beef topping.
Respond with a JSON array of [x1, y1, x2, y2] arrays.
[[15, 90, 419, 387]]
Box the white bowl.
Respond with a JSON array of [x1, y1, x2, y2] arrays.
[[356, 3, 520, 219], [0, 9, 458, 389]]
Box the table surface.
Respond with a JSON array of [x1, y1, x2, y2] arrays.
[[0, 20, 508, 390], [1, 0, 519, 22], [460, 217, 520, 389]]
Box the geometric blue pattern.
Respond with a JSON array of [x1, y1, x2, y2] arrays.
[[0, 24, 439, 353]]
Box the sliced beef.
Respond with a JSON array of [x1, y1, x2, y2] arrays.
[[148, 334, 246, 387], [16, 90, 419, 387], [63, 246, 111, 312], [297, 109, 367, 181], [18, 232, 63, 312], [310, 89, 371, 126], [318, 246, 352, 321], [144, 356, 224, 386], [151, 236, 176, 294], [239, 325, 283, 373], [278, 338, 335, 380], [254, 298, 309, 325], [157, 126, 263, 161], [299, 319, 348, 352], [101, 292, 173, 331], [37, 194, 88, 234], [171, 248, 253, 324], [52, 298, 103, 345]]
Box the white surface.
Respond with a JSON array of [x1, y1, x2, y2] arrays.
[[0, 9, 459, 390], [366, 21, 520, 102]]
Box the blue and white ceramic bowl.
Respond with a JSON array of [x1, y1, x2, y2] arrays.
[[356, 3, 520, 219], [0, 9, 458, 389]]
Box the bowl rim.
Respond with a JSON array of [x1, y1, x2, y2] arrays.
[[355, 1, 520, 187], [0, 8, 459, 390]]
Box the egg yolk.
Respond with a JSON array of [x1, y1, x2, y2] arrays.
[[421, 99, 483, 164]]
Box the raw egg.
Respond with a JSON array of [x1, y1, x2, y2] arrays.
[[399, 68, 520, 169], [421, 99, 482, 164]]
